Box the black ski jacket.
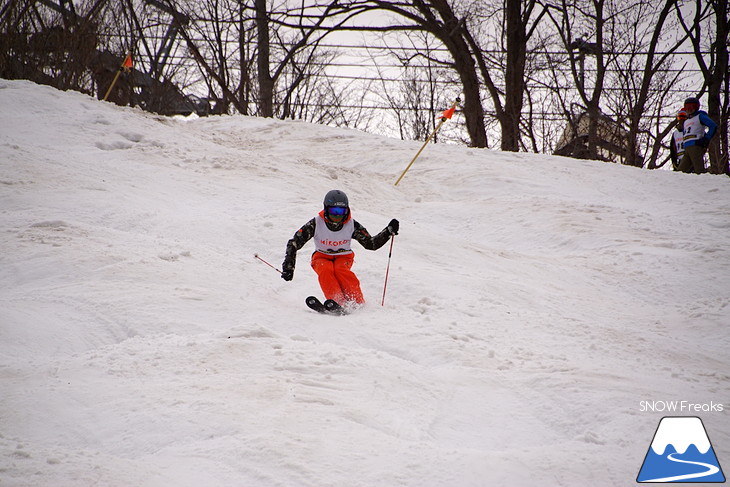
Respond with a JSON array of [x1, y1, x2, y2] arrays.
[[283, 216, 392, 272]]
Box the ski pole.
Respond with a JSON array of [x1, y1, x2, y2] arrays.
[[254, 253, 282, 274], [381, 235, 395, 306]]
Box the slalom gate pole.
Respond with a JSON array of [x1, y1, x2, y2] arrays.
[[394, 97, 460, 186], [254, 253, 282, 275], [103, 52, 133, 102], [103, 70, 122, 102], [381, 235, 395, 306]]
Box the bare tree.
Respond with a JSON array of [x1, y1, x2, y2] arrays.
[[305, 0, 487, 147], [541, 0, 614, 162], [236, 3, 256, 115], [610, 0, 692, 168], [500, 0, 544, 151], [0, 0, 107, 94], [257, 0, 350, 118], [321, 0, 551, 150], [364, 31, 455, 142], [158, 0, 247, 112], [254, 0, 274, 116]]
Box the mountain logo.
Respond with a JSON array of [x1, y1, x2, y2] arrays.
[[637, 416, 726, 483]]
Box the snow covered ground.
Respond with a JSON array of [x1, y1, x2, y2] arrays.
[[1, 79, 728, 486]]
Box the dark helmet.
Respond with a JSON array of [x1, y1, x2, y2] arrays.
[[323, 189, 349, 224], [323, 189, 349, 208], [684, 97, 700, 112]]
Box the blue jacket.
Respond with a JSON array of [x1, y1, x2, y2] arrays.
[[683, 110, 717, 147]]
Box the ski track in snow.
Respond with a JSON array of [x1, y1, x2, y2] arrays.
[[0, 79, 729, 486]]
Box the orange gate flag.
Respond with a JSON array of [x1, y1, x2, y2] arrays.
[[122, 53, 133, 70], [394, 97, 461, 186], [103, 52, 133, 102]]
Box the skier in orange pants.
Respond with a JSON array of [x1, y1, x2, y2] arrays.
[[310, 252, 364, 304], [281, 190, 399, 307]]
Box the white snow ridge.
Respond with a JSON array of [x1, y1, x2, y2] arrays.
[[650, 417, 712, 455], [1, 79, 729, 487]]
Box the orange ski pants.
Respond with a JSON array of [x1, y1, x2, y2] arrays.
[[310, 251, 365, 305]]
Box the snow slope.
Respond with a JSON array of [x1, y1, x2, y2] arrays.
[[1, 79, 728, 486]]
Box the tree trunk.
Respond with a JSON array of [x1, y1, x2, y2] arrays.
[[707, 0, 729, 174], [452, 47, 488, 148], [424, 0, 488, 147], [502, 0, 526, 152], [255, 0, 274, 118]]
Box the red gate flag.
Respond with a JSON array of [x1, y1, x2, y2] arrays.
[[442, 106, 455, 120], [122, 53, 133, 70]]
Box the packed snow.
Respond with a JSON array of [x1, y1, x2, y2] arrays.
[[1, 79, 728, 486]]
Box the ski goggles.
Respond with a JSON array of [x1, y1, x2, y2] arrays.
[[327, 206, 348, 216]]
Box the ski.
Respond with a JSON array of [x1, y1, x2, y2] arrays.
[[324, 298, 347, 315], [305, 296, 348, 315], [306, 295, 327, 313]]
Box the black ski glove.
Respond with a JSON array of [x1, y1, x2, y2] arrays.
[[387, 218, 399, 235], [281, 258, 295, 281]]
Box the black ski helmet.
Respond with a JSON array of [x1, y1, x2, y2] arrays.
[[323, 189, 349, 209], [684, 97, 700, 109], [323, 190, 349, 224]]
